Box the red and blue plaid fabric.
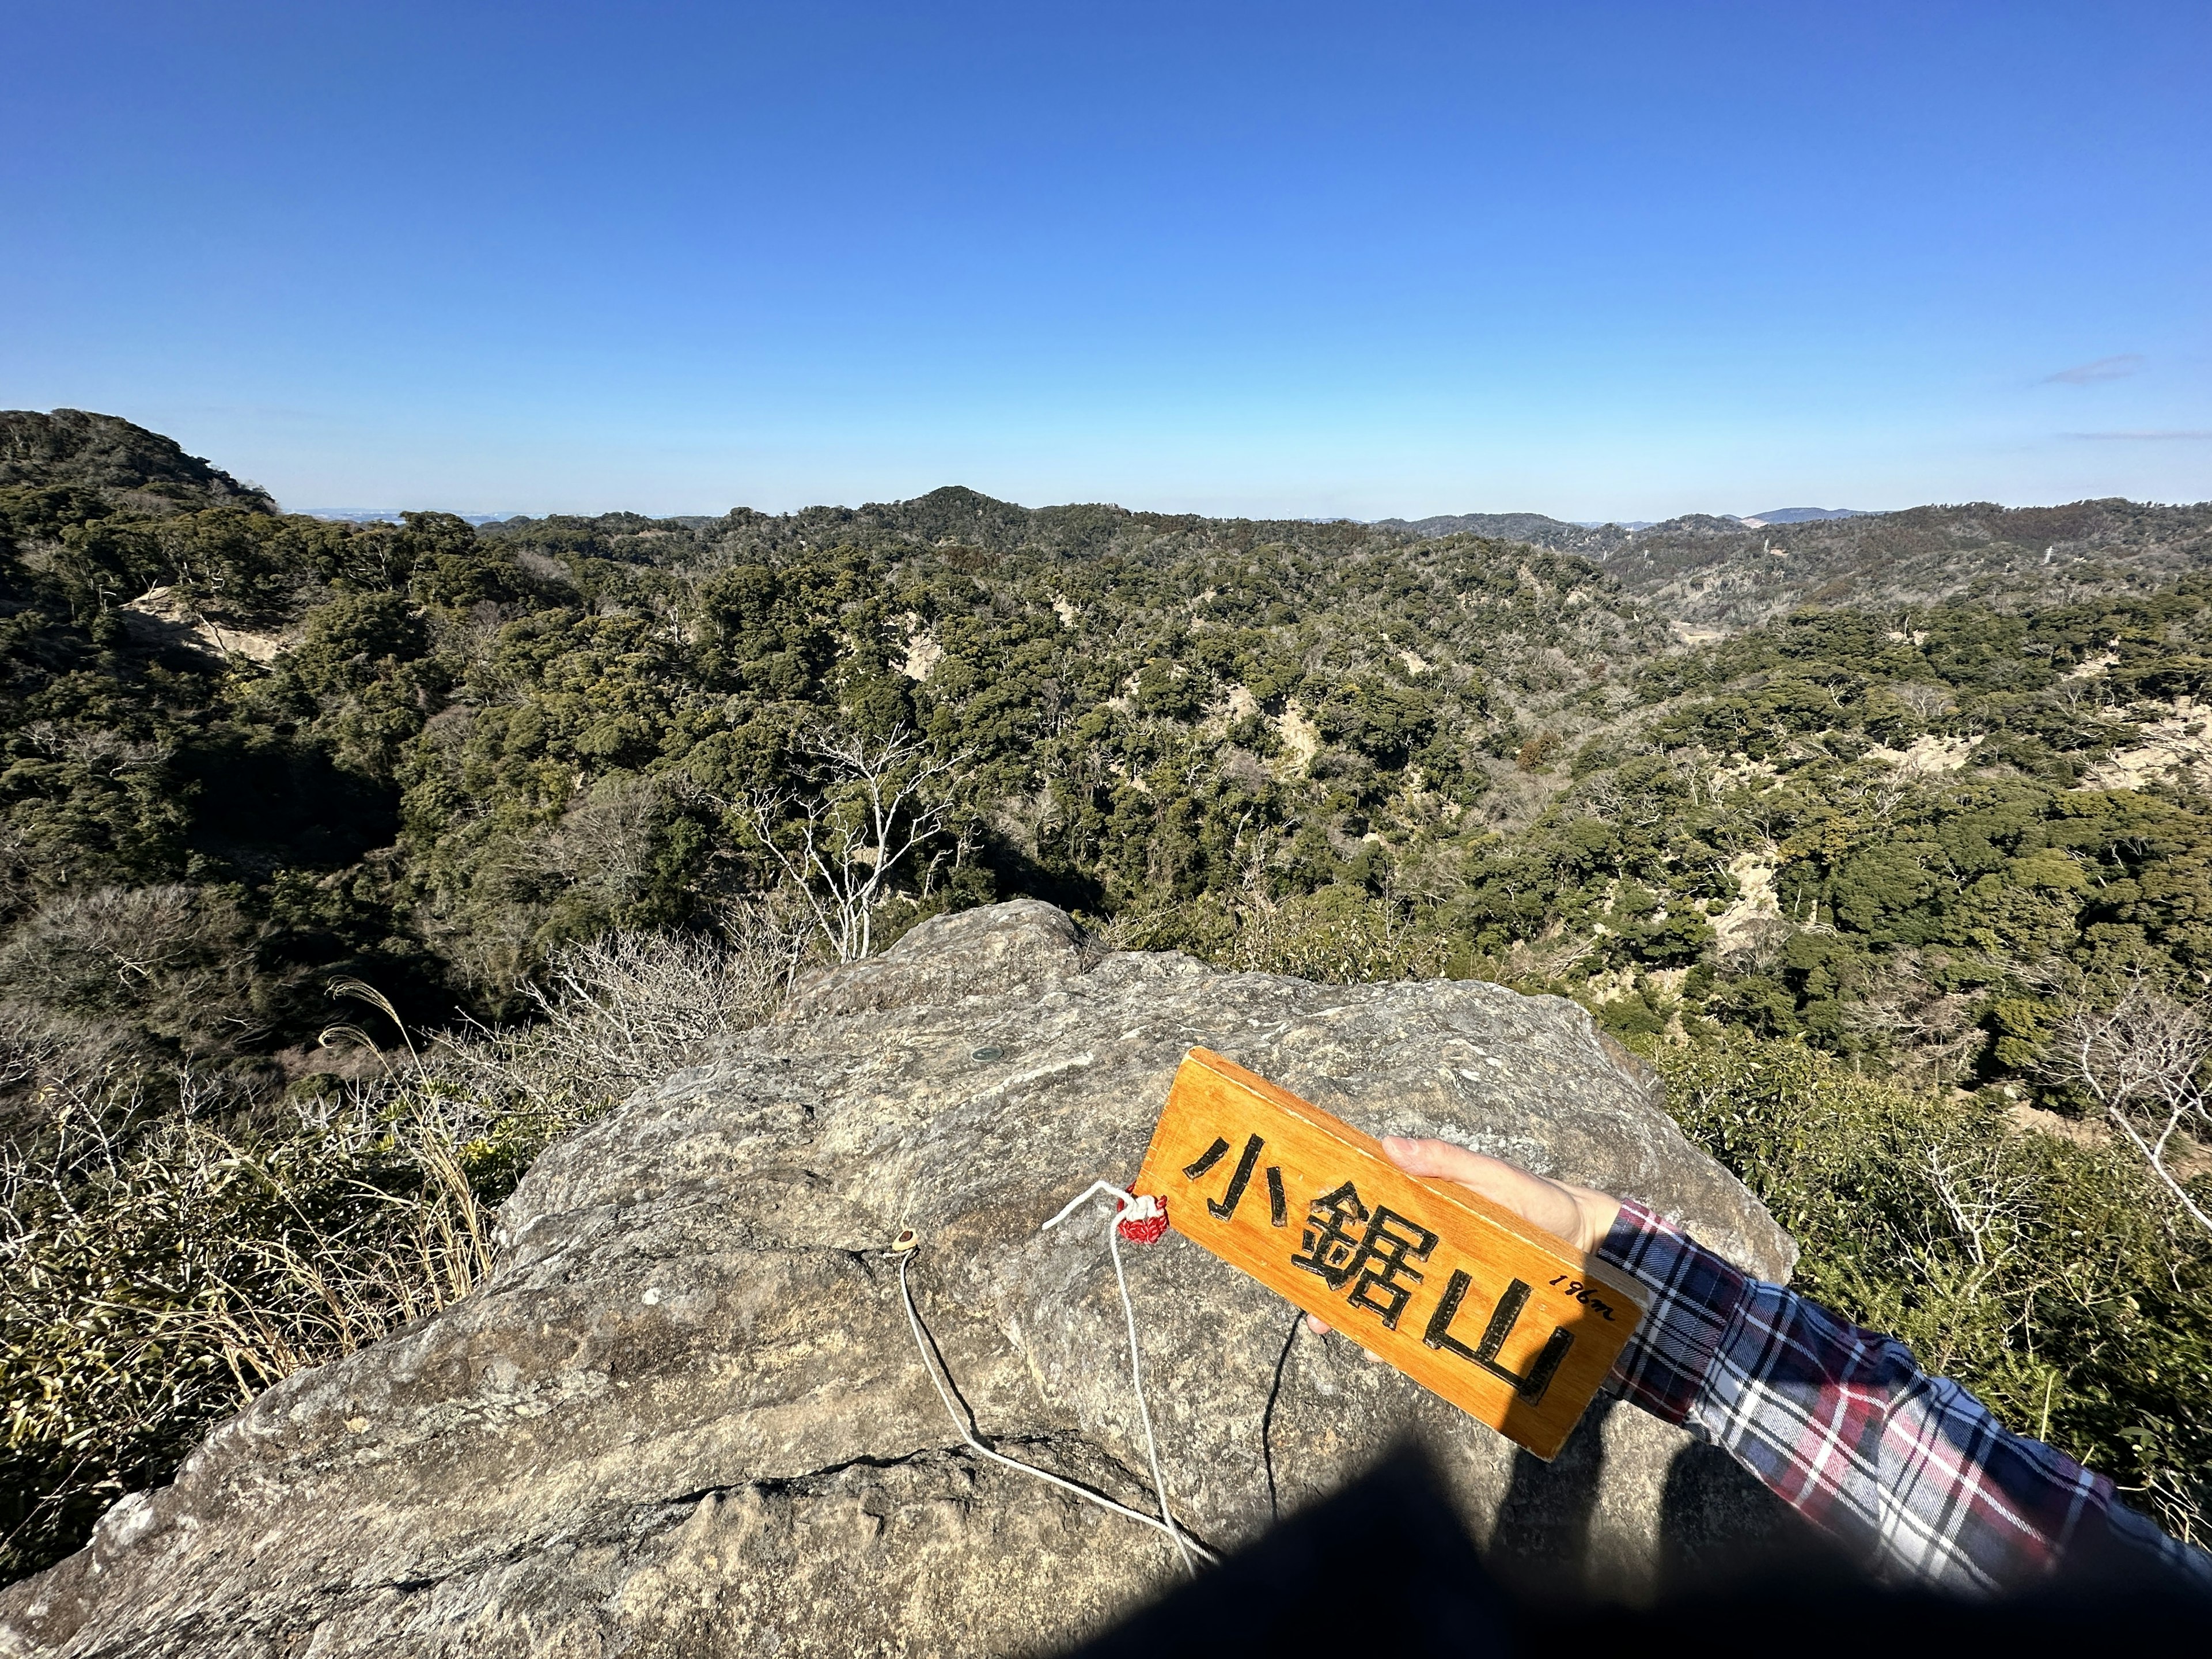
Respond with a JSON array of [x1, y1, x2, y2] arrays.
[[1597, 1200, 2212, 1594]]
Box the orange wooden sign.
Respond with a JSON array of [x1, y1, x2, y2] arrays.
[[1132, 1048, 1646, 1460]]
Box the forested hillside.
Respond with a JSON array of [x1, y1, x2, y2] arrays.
[[0, 414, 1677, 1088], [1626, 500, 2212, 625], [0, 409, 274, 512], [1388, 499, 2212, 627], [4, 410, 2210, 1577]]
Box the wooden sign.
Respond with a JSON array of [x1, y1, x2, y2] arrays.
[[1132, 1048, 1646, 1460]]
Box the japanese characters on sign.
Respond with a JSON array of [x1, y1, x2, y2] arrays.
[[1133, 1048, 1646, 1459]]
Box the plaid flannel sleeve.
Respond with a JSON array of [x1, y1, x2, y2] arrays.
[[1596, 1200, 2212, 1596]]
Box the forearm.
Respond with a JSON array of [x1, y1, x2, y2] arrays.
[[1597, 1201, 2212, 1595]]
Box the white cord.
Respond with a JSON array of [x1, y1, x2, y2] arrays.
[[893, 1202, 1215, 1575], [893, 1249, 1217, 1571], [1041, 1179, 1137, 1232], [1043, 1181, 1198, 1578]]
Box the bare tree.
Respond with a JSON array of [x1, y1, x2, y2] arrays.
[[740, 724, 974, 961], [1839, 967, 1984, 1086], [528, 773, 666, 917], [1889, 680, 1956, 723], [2040, 971, 2212, 1234], [435, 905, 812, 1114], [1921, 1136, 2037, 1276], [1837, 760, 1918, 823]]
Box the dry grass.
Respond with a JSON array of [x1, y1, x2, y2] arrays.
[[0, 913, 809, 1584]]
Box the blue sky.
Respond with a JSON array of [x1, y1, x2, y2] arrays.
[[3, 2, 2207, 520]]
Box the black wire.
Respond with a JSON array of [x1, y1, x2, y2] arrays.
[[1260, 1309, 1303, 1522]]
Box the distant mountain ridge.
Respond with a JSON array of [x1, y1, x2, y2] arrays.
[[487, 483, 1427, 567], [1372, 506, 1867, 539], [1599, 498, 2212, 626], [1374, 498, 2212, 624], [10, 409, 2209, 631], [300, 508, 525, 525], [1369, 512, 1633, 554]]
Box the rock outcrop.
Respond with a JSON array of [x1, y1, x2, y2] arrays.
[[2, 900, 1805, 1658]]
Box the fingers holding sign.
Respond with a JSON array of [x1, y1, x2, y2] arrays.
[[1380, 1137, 1622, 1254], [1300, 1136, 1624, 1342]]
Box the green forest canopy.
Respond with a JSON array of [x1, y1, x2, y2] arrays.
[[3, 409, 2210, 1574], [7, 412, 2212, 1101]]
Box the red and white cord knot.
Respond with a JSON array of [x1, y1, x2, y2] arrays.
[[1115, 1191, 1169, 1245], [1043, 1181, 1170, 1244]]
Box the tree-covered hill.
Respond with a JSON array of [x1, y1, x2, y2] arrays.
[[1392, 497, 2212, 627], [1374, 510, 1635, 554], [1, 420, 1671, 1104], [5, 411, 2212, 1114], [0, 410, 273, 516]]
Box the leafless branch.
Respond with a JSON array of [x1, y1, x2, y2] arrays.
[[735, 723, 975, 961], [2038, 968, 2212, 1234]]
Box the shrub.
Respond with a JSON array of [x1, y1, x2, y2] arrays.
[[1112, 884, 1452, 986], [1647, 1032, 2212, 1548], [0, 885, 279, 1067]]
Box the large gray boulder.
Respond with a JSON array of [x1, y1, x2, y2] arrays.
[[2, 900, 1805, 1658]]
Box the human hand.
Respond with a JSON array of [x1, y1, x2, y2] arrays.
[[1302, 1137, 1622, 1339]]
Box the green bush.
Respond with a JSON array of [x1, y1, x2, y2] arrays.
[[1646, 1032, 2212, 1548], [1118, 882, 1452, 984]]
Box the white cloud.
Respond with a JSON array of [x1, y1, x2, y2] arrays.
[[2061, 430, 2212, 441], [2044, 354, 2145, 384]]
